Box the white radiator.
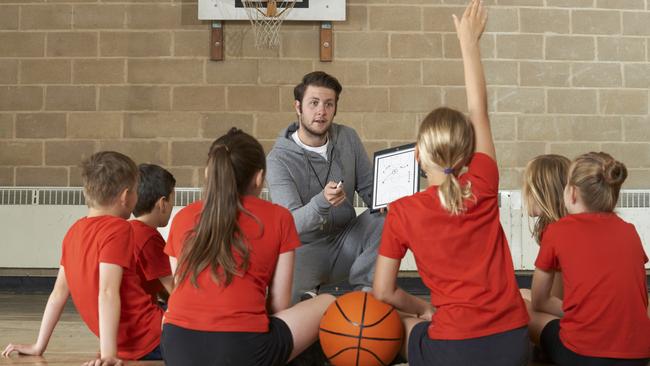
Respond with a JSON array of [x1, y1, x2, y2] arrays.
[[1, 187, 648, 271]]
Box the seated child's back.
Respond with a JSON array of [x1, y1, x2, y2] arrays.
[[130, 163, 176, 303]]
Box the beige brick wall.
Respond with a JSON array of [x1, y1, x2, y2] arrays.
[[0, 0, 649, 189]]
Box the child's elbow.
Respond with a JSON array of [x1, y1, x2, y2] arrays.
[[531, 297, 545, 312], [372, 287, 392, 303], [98, 286, 120, 301]]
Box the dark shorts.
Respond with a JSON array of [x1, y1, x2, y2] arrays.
[[408, 322, 529, 366], [161, 317, 294, 366], [139, 344, 162, 361], [541, 319, 650, 366]]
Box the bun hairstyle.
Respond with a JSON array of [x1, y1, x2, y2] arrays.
[[522, 154, 570, 243], [569, 152, 627, 213], [176, 128, 266, 288], [417, 107, 475, 215]]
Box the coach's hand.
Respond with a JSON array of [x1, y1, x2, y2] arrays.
[[1, 343, 44, 357], [323, 181, 346, 207]]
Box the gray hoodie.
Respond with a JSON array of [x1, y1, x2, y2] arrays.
[[266, 122, 374, 245]]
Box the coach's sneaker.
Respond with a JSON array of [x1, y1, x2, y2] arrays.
[[299, 286, 320, 302]]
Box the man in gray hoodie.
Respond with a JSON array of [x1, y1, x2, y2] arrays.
[[266, 71, 384, 304]]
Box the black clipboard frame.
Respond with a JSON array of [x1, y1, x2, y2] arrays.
[[370, 143, 420, 213]]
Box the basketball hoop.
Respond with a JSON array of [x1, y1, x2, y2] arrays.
[[241, 0, 297, 49]]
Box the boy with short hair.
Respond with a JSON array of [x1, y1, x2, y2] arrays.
[[2, 151, 163, 365], [130, 163, 175, 303]]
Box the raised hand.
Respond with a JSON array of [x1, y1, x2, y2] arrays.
[[452, 0, 488, 46]]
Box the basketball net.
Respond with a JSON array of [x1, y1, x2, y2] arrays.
[[241, 0, 297, 49]]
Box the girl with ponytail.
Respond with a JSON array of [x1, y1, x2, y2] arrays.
[[528, 152, 650, 365], [162, 128, 335, 366], [372, 2, 529, 365]]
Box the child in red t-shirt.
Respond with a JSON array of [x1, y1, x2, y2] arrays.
[[520, 154, 570, 304], [162, 128, 335, 366], [2, 151, 164, 365], [528, 152, 650, 366], [130, 163, 175, 304], [373, 2, 529, 365]]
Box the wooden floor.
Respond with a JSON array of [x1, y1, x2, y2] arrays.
[[0, 294, 162, 366], [0, 293, 556, 366]]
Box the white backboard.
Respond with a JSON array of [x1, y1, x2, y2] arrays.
[[199, 0, 346, 21]]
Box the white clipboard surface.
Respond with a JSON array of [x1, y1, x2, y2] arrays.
[[371, 143, 420, 211]]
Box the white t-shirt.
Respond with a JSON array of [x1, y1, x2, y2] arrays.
[[291, 131, 328, 161]]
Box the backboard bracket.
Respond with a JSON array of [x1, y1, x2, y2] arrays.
[[210, 21, 224, 61], [320, 21, 333, 62]]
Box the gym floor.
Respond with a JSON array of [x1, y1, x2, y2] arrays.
[[0, 293, 557, 366]]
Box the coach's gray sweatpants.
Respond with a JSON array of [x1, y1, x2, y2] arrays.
[[291, 209, 385, 304]]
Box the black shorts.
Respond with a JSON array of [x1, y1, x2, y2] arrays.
[[541, 319, 650, 366], [161, 317, 294, 366], [407, 322, 529, 366]]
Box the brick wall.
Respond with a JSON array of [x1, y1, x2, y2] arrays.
[[0, 0, 648, 188]]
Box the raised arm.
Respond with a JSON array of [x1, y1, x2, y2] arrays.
[[453, 0, 495, 160], [2, 266, 70, 358]]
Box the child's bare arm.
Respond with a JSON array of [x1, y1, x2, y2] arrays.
[[453, 0, 495, 160], [1, 266, 70, 357], [84, 263, 123, 366], [158, 275, 174, 295], [373, 255, 434, 319], [531, 268, 564, 317], [268, 251, 294, 314], [169, 256, 177, 276]]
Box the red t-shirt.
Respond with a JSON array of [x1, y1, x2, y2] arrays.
[[60, 216, 163, 360], [163, 196, 301, 332], [165, 200, 202, 259], [380, 153, 529, 340], [536, 213, 650, 359], [129, 220, 172, 302]]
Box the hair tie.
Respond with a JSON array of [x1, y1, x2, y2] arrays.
[[443, 167, 454, 175], [217, 144, 230, 153]]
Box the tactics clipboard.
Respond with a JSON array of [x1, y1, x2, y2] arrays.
[[371, 143, 420, 212]]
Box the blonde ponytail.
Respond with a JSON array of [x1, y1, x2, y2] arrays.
[[417, 107, 475, 215], [438, 171, 473, 215]]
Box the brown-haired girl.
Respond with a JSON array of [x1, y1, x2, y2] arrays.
[[372, 2, 529, 365], [529, 152, 650, 366], [162, 128, 335, 366], [521, 154, 571, 301]]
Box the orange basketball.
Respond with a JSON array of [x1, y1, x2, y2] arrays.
[[319, 291, 404, 366]]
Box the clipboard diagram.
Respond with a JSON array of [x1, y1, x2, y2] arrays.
[[371, 143, 420, 211]]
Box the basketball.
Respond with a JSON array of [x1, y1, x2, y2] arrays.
[[319, 291, 403, 366]]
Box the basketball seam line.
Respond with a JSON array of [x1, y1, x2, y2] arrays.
[[355, 293, 368, 366], [358, 346, 391, 366], [334, 299, 359, 327], [326, 346, 391, 366], [364, 307, 397, 328], [319, 327, 402, 341]]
